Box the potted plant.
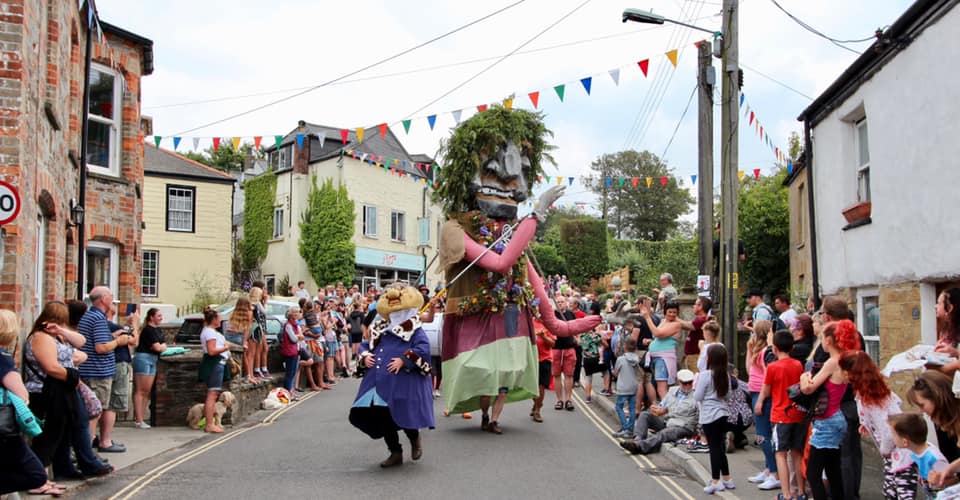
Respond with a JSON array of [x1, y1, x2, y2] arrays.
[[842, 200, 872, 224]]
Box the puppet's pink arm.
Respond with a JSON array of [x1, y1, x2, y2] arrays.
[[462, 217, 537, 274], [527, 259, 601, 337]]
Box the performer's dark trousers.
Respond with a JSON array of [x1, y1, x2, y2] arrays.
[[370, 406, 419, 453], [573, 344, 583, 384]]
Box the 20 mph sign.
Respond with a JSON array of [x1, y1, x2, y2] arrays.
[[0, 180, 21, 226]]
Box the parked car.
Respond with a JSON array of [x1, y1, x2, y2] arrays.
[[175, 298, 298, 345]]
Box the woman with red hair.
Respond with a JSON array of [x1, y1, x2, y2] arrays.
[[839, 351, 916, 498], [799, 320, 860, 500]]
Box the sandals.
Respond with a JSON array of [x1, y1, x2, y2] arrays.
[[554, 401, 564, 410], [565, 400, 574, 411], [488, 421, 502, 434], [29, 482, 66, 497]]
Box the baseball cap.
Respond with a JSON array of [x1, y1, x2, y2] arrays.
[[676, 369, 695, 383]]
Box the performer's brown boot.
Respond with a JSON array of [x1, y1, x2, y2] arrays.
[[411, 435, 422, 461], [380, 451, 403, 468]]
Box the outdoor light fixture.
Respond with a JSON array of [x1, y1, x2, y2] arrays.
[[69, 198, 85, 227], [622, 7, 723, 39]]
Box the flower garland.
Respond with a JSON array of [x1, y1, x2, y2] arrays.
[[455, 212, 540, 316]]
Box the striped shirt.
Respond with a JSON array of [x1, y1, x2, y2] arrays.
[[78, 306, 116, 379]]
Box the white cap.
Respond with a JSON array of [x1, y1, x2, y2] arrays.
[[676, 369, 695, 383]]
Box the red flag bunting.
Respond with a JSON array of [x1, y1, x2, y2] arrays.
[[638, 59, 649, 77], [212, 137, 220, 152], [254, 136, 262, 150], [660, 176, 668, 187], [477, 104, 488, 113], [631, 177, 639, 188], [528, 91, 540, 109], [753, 168, 761, 180], [340, 129, 349, 144], [379, 123, 388, 139]]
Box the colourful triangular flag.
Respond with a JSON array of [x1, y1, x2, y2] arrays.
[[153, 136, 161, 148], [340, 129, 349, 144], [356, 127, 365, 144], [580, 77, 592, 95], [316, 132, 325, 149], [605, 177, 612, 187], [638, 59, 650, 77], [749, 111, 755, 125], [173, 137, 181, 150], [253, 136, 262, 150], [212, 137, 220, 152], [427, 115, 437, 130], [554, 84, 565, 102], [274, 135, 283, 149], [568, 177, 574, 186], [631, 177, 639, 188], [193, 137, 200, 150], [646, 177, 652, 188], [608, 68, 620, 86], [528, 91, 540, 109], [753, 169, 761, 180], [738, 170, 745, 181], [545, 175, 552, 183], [232, 137, 241, 152], [691, 174, 697, 184], [660, 176, 668, 187], [665, 49, 678, 67], [452, 110, 462, 125], [503, 98, 513, 110], [618, 178, 625, 187], [739, 94, 745, 107], [477, 104, 488, 113], [295, 134, 305, 150], [379, 123, 388, 139], [787, 160, 794, 176], [557, 177, 563, 185]]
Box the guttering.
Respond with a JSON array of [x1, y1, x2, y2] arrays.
[[803, 120, 820, 309]]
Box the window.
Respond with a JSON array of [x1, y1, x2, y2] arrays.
[[142, 250, 159, 297], [857, 290, 880, 362], [166, 185, 195, 232], [270, 146, 292, 169], [264, 275, 276, 295], [391, 210, 405, 242], [85, 241, 118, 295], [86, 64, 122, 176], [855, 118, 870, 202], [796, 182, 805, 246], [363, 205, 377, 237], [272, 207, 284, 239], [418, 217, 430, 247]]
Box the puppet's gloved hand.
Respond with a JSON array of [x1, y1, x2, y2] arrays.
[[533, 185, 565, 222]]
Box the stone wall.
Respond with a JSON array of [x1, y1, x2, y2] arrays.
[[878, 282, 922, 365]]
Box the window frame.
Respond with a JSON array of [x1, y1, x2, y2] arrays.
[[142, 250, 159, 297], [85, 241, 119, 295], [855, 118, 870, 203], [363, 205, 377, 238], [391, 210, 406, 242], [856, 287, 880, 363], [35, 213, 47, 308], [86, 63, 123, 177], [272, 206, 285, 239], [165, 184, 196, 233], [796, 182, 805, 247]]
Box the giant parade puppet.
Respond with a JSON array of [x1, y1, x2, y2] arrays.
[[433, 105, 601, 434]]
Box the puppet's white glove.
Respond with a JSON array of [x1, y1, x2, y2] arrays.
[[533, 185, 565, 222]]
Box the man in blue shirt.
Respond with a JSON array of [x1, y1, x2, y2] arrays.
[[79, 286, 132, 453]]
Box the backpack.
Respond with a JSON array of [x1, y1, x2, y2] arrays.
[[755, 303, 787, 333]]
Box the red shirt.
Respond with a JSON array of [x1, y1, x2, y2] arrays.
[[764, 357, 804, 424], [573, 310, 586, 319], [684, 316, 708, 355], [533, 320, 555, 362]]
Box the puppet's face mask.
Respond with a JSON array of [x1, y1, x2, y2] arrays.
[[468, 140, 530, 220]]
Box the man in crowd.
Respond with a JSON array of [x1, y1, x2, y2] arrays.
[[295, 281, 310, 299], [683, 297, 712, 372], [743, 289, 775, 332], [652, 273, 677, 315], [774, 293, 797, 328], [79, 286, 131, 453], [619, 369, 699, 454]]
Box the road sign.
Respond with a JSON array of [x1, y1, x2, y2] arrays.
[[0, 180, 20, 225]]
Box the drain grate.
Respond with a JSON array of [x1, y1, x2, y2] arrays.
[[643, 468, 685, 478]]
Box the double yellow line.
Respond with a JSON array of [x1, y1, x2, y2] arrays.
[[571, 391, 694, 500], [109, 391, 320, 500]]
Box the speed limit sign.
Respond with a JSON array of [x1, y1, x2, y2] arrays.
[[0, 180, 21, 226]]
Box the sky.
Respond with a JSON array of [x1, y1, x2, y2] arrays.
[[96, 0, 912, 216]]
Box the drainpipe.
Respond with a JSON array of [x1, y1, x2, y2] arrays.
[[421, 184, 427, 286], [803, 119, 820, 309], [76, 0, 96, 300]]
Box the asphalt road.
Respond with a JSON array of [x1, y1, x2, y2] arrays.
[[75, 378, 706, 500]]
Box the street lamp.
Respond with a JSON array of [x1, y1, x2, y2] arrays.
[[622, 8, 722, 39], [68, 198, 85, 227]]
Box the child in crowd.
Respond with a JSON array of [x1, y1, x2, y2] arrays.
[[889, 413, 948, 498], [697, 321, 722, 372], [695, 344, 735, 494], [580, 323, 606, 403], [756, 330, 806, 499], [612, 337, 640, 438], [746, 320, 779, 490]]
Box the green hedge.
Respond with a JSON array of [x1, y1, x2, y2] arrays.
[[608, 238, 697, 293], [559, 218, 608, 286], [241, 172, 277, 270]]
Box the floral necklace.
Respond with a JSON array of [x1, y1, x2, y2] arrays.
[[455, 211, 539, 316]]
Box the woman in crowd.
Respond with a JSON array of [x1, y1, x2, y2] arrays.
[[839, 350, 916, 499], [531, 318, 555, 423], [23, 302, 81, 495], [301, 301, 324, 391], [579, 323, 605, 404], [745, 319, 779, 489], [790, 313, 816, 364], [799, 319, 861, 500], [200, 307, 230, 433], [280, 307, 305, 397], [320, 303, 339, 385], [225, 298, 253, 382], [133, 308, 167, 429], [0, 309, 49, 496], [696, 344, 735, 494], [933, 288, 960, 373], [641, 300, 692, 401], [257, 287, 271, 379], [349, 300, 365, 361], [249, 287, 269, 380], [906, 370, 960, 463]]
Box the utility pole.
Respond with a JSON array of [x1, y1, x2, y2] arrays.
[[719, 0, 740, 350], [697, 41, 714, 281]]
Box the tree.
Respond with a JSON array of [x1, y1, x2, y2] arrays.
[[531, 244, 566, 277], [586, 150, 694, 240], [241, 172, 277, 271], [535, 205, 582, 246], [183, 141, 261, 173], [299, 177, 356, 286], [559, 217, 608, 285], [738, 167, 789, 295]]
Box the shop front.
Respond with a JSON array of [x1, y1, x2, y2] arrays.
[[354, 247, 426, 291]]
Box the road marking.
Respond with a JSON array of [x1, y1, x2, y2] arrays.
[[572, 392, 695, 500], [108, 391, 320, 500]]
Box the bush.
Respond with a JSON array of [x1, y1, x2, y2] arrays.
[[559, 218, 608, 286], [609, 238, 697, 293], [531, 244, 566, 277]]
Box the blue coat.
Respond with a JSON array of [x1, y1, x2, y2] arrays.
[[350, 325, 435, 436]]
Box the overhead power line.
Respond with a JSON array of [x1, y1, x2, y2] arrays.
[[660, 84, 698, 162], [402, 0, 594, 120], [739, 63, 814, 101], [768, 0, 879, 54], [170, 0, 528, 136]]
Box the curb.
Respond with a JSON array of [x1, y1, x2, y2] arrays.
[[579, 386, 738, 499]]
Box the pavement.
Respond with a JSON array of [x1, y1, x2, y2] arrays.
[[579, 384, 886, 500]]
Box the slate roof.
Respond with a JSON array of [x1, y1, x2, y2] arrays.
[[144, 147, 235, 184]]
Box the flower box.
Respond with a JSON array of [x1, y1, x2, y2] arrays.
[[842, 201, 872, 224]]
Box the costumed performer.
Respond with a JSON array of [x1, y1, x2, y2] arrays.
[[434, 104, 601, 435], [349, 285, 435, 468]]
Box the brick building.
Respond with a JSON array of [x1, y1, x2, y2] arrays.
[[0, 0, 152, 334]]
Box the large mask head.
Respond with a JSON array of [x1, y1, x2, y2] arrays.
[[434, 105, 554, 220]]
